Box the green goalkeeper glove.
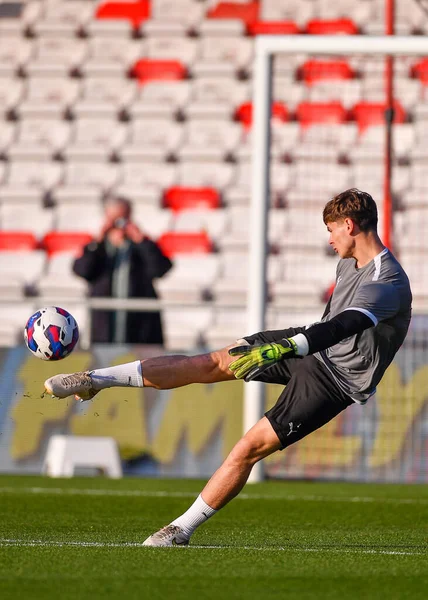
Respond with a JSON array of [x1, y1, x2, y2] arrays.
[[228, 339, 298, 382]]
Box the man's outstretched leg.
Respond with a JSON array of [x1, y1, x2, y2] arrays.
[[44, 346, 237, 400], [143, 416, 282, 547]]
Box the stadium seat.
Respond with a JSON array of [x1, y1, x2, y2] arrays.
[[298, 60, 355, 85], [296, 102, 348, 128], [293, 123, 358, 161], [131, 59, 187, 84], [157, 231, 213, 257], [141, 21, 188, 37], [305, 18, 359, 35], [0, 232, 38, 251], [65, 118, 128, 162], [150, 0, 206, 28], [0, 38, 32, 77], [117, 161, 178, 204], [247, 20, 300, 35], [41, 232, 93, 257], [121, 119, 184, 161], [55, 204, 104, 236], [132, 207, 173, 239], [8, 120, 71, 161], [186, 77, 250, 120], [72, 77, 136, 119], [192, 36, 253, 77], [410, 58, 428, 84], [350, 101, 406, 132], [146, 38, 198, 69], [130, 80, 191, 119], [178, 162, 235, 191], [260, 0, 313, 27], [95, 1, 150, 28], [25, 37, 88, 77], [17, 78, 80, 120], [235, 101, 289, 129], [207, 2, 259, 27], [155, 254, 221, 303], [53, 162, 120, 204], [31, 1, 94, 37], [37, 252, 88, 300], [83, 39, 144, 78], [0, 250, 48, 293], [0, 205, 55, 238], [162, 306, 214, 350], [1, 161, 63, 203], [164, 187, 221, 212], [172, 209, 227, 244], [308, 80, 362, 110], [0, 77, 24, 117], [179, 120, 242, 161]]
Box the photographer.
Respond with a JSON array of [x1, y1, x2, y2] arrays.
[[73, 196, 173, 345]]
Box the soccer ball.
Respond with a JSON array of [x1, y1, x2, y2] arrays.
[[24, 306, 79, 361]]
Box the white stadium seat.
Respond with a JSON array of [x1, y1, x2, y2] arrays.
[[18, 78, 80, 119], [82, 39, 144, 77], [65, 119, 128, 161], [8, 120, 71, 161], [72, 78, 136, 118], [121, 119, 184, 161], [130, 81, 191, 119]]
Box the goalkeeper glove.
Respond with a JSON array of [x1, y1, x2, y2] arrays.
[[228, 338, 298, 382]]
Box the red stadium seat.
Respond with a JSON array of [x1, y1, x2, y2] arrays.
[[305, 18, 359, 35], [130, 59, 187, 84], [41, 232, 93, 257], [164, 187, 221, 212], [207, 1, 259, 27], [0, 232, 38, 251], [95, 1, 150, 27], [157, 232, 213, 257], [299, 60, 355, 85], [235, 101, 289, 129], [410, 58, 428, 84], [296, 102, 348, 128], [248, 21, 300, 36], [351, 101, 406, 132]]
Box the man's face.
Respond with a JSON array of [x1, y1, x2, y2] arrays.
[[326, 219, 354, 259], [105, 202, 130, 227]]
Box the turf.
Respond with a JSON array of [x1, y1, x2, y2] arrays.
[[0, 475, 427, 600]]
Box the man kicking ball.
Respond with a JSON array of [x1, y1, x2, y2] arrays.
[[45, 189, 412, 547]]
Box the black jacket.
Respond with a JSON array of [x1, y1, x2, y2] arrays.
[[73, 238, 173, 344]]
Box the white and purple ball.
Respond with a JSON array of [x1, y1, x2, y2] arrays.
[[24, 306, 79, 361]]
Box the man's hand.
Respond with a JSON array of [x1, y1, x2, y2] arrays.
[[228, 339, 298, 382]]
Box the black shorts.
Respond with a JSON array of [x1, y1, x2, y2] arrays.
[[244, 328, 354, 449]]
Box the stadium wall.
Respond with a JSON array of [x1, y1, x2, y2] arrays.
[[0, 319, 427, 483]]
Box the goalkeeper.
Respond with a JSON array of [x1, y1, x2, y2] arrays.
[[45, 189, 412, 547]]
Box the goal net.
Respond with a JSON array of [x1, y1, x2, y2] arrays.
[[246, 35, 428, 483]]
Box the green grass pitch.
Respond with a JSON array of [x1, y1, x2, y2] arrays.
[[0, 475, 427, 599]]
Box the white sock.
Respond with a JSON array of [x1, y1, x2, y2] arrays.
[[170, 494, 217, 538], [89, 361, 143, 390]]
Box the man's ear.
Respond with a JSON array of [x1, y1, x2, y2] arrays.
[[344, 217, 356, 234]]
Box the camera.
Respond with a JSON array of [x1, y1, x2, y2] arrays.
[[113, 218, 128, 229]]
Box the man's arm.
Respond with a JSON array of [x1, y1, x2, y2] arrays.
[[73, 241, 108, 283], [229, 309, 374, 381]]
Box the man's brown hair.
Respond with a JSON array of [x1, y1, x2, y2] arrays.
[[323, 188, 378, 232]]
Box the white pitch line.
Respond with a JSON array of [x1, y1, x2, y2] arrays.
[[0, 486, 427, 505], [0, 539, 425, 556]]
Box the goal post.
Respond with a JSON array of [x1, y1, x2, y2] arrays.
[[245, 35, 428, 483]]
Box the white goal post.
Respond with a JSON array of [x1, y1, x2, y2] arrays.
[[245, 35, 428, 483]]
